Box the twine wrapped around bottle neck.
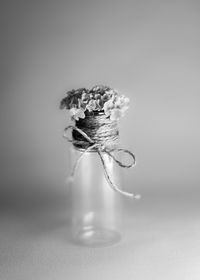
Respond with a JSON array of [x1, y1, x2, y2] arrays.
[[72, 112, 119, 150], [64, 112, 140, 199]]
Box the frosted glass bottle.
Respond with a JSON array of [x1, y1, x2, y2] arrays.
[[68, 146, 123, 247]]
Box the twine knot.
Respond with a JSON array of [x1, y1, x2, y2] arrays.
[[63, 122, 140, 199]]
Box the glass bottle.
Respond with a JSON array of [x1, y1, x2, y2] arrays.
[[68, 146, 123, 247]]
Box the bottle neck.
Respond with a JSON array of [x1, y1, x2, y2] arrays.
[[72, 112, 119, 150]]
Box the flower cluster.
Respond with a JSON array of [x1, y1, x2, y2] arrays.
[[60, 85, 130, 121]]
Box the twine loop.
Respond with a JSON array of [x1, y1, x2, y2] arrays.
[[64, 125, 140, 199]]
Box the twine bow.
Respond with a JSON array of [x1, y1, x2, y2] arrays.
[[64, 125, 141, 199]]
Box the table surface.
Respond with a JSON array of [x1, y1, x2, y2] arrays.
[[0, 188, 200, 280]]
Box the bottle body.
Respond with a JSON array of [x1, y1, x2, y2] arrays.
[[69, 146, 122, 247]]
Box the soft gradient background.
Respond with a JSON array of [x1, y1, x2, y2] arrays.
[[0, 0, 200, 279]]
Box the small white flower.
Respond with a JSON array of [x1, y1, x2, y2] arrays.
[[122, 96, 130, 108], [86, 99, 97, 112], [124, 96, 130, 105], [114, 97, 121, 108], [103, 99, 115, 116], [69, 108, 85, 120], [121, 97, 130, 113], [110, 108, 123, 121], [60, 86, 130, 121], [78, 98, 87, 110]]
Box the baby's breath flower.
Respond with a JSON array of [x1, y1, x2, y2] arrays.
[[81, 92, 89, 102], [120, 96, 130, 113], [78, 98, 87, 110], [60, 85, 130, 121], [69, 108, 85, 120], [101, 93, 110, 102], [95, 99, 102, 111], [110, 108, 123, 121], [60, 97, 67, 109], [86, 99, 97, 112], [103, 99, 115, 116], [95, 93, 101, 99]]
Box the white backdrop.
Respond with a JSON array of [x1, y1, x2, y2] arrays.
[[1, 0, 199, 193], [0, 1, 200, 279]]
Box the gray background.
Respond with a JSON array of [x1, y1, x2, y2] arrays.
[[0, 0, 200, 279]]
